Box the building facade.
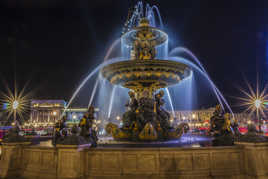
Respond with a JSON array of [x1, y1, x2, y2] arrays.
[[27, 100, 251, 130], [172, 108, 251, 128], [29, 100, 66, 128], [28, 100, 91, 128]]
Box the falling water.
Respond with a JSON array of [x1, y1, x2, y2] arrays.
[[169, 56, 234, 116], [104, 39, 121, 61], [127, 1, 164, 30], [108, 86, 117, 118], [169, 47, 207, 72], [88, 75, 100, 108], [165, 88, 175, 117], [165, 70, 194, 111], [169, 47, 233, 115], [151, 5, 164, 28], [64, 57, 125, 114], [65, 1, 234, 126], [170, 56, 224, 108]]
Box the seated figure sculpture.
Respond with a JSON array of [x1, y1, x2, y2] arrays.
[[137, 90, 156, 127], [155, 90, 170, 133], [132, 18, 157, 60], [106, 89, 188, 141], [53, 116, 67, 146], [210, 105, 234, 146], [122, 91, 138, 129], [210, 105, 224, 135], [79, 106, 98, 147]]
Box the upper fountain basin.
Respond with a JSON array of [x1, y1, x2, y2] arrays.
[[101, 59, 191, 91]]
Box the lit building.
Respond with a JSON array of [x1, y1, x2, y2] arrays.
[[28, 100, 100, 128], [64, 108, 88, 127], [29, 100, 66, 127], [28, 100, 251, 130], [172, 107, 251, 128]]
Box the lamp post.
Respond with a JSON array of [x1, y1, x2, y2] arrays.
[[237, 81, 268, 134], [255, 99, 262, 133], [12, 100, 19, 125]]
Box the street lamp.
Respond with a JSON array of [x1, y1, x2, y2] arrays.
[[1, 84, 30, 125], [72, 114, 77, 120], [255, 99, 263, 133], [255, 99, 261, 109], [53, 111, 57, 116], [237, 81, 268, 134], [12, 100, 19, 110], [12, 100, 19, 124]]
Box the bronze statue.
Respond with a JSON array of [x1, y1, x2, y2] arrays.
[[155, 90, 170, 133], [52, 116, 67, 146], [122, 91, 138, 129], [210, 105, 234, 146], [210, 104, 223, 135], [102, 17, 189, 142], [106, 89, 188, 141], [79, 106, 98, 147], [132, 18, 157, 60]]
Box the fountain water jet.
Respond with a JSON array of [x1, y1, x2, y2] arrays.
[[169, 56, 234, 117], [169, 47, 234, 116], [165, 88, 175, 117], [63, 57, 125, 115], [65, 1, 234, 142], [104, 39, 121, 61], [108, 86, 117, 119], [88, 75, 100, 108]]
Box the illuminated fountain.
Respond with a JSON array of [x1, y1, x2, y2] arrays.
[[101, 18, 190, 141], [65, 1, 233, 142]]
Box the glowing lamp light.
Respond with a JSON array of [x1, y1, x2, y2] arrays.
[[53, 111, 57, 116], [255, 99, 262, 109], [192, 114, 196, 119], [72, 115, 77, 119], [116, 116, 121, 120], [12, 100, 19, 110], [237, 81, 267, 122], [1, 83, 31, 123]]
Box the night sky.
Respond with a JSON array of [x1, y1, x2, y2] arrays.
[[1, 0, 268, 111]]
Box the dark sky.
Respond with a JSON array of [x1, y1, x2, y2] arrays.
[[1, 0, 268, 110]]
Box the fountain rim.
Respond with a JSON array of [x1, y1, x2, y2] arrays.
[[121, 26, 168, 47], [100, 59, 192, 90]]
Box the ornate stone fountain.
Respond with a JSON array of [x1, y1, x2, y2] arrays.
[[101, 18, 191, 141]]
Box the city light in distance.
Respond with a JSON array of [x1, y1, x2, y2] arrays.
[[12, 100, 19, 110], [237, 81, 268, 119], [0, 83, 31, 122], [255, 99, 262, 109]]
